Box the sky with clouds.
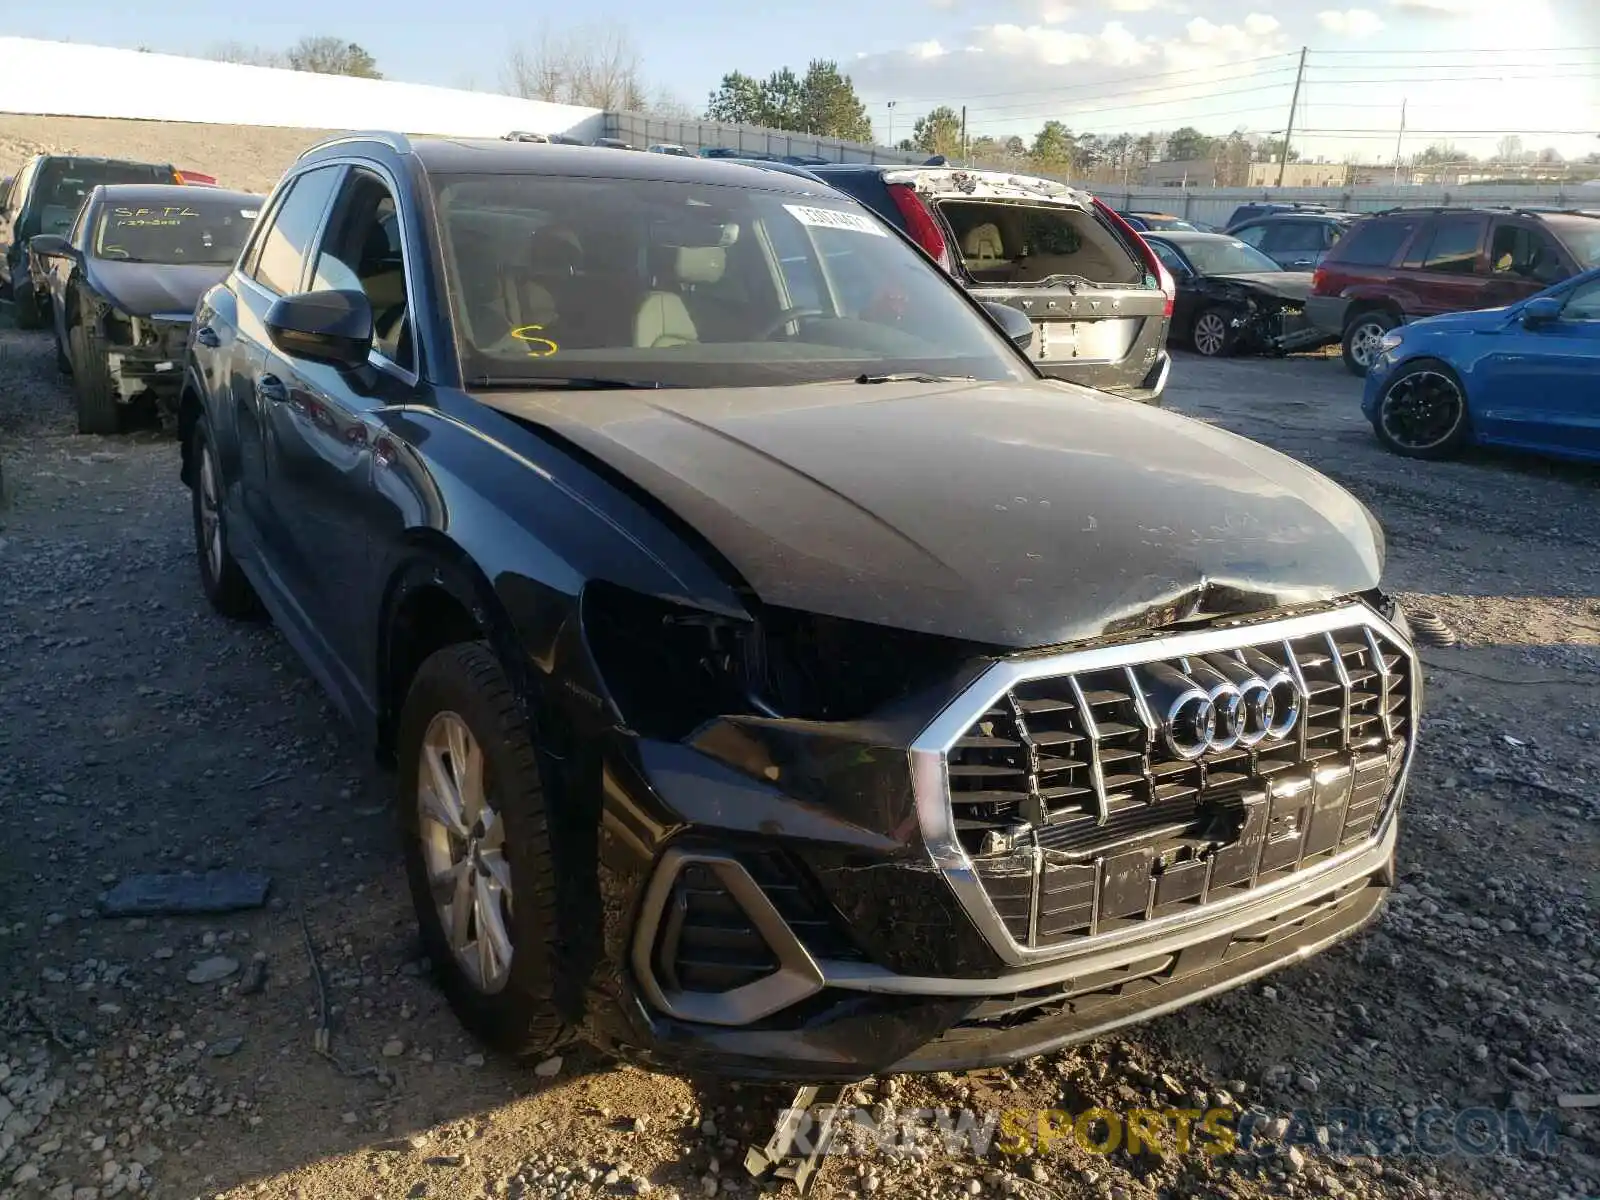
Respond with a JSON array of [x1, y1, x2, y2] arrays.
[[8, 0, 1598, 163], [845, 0, 1599, 161]]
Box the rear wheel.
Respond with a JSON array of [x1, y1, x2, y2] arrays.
[[397, 642, 570, 1059], [1341, 310, 1398, 376], [1191, 307, 1237, 357], [69, 321, 122, 435], [1372, 360, 1472, 460], [190, 417, 259, 618]]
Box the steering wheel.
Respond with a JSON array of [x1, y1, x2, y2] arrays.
[[755, 307, 825, 340]]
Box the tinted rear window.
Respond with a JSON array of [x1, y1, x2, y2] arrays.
[[1332, 218, 1415, 267], [37, 159, 170, 209]]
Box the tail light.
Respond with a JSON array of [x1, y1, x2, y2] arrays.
[[1093, 197, 1175, 319], [1311, 266, 1328, 294], [885, 183, 952, 272], [175, 169, 218, 187]]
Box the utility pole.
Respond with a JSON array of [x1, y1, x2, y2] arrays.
[[885, 100, 896, 149], [1392, 98, 1406, 185], [1277, 46, 1307, 188], [960, 105, 968, 163]]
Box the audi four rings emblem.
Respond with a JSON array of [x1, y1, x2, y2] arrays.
[[1138, 655, 1303, 760]]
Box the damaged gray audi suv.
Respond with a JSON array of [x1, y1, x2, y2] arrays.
[[178, 131, 1420, 1080]]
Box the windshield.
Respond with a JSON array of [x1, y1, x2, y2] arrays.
[[1546, 217, 1600, 269], [432, 173, 1032, 388], [1181, 237, 1283, 275], [92, 197, 259, 265]]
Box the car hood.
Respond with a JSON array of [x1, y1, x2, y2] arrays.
[[490, 379, 1384, 648], [85, 259, 228, 318], [1406, 304, 1513, 333], [1209, 272, 1315, 302]]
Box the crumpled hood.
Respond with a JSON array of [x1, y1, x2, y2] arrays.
[[492, 379, 1384, 648], [1209, 271, 1315, 302], [85, 259, 228, 318]]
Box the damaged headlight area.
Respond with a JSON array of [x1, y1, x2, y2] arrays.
[[580, 579, 987, 740]]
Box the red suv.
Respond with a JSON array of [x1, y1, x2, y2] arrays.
[[1306, 206, 1600, 374]]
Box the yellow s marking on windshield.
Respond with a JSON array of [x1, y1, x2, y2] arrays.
[[510, 325, 559, 357]]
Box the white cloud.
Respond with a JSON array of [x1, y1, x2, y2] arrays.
[[910, 40, 950, 59], [1389, 0, 1491, 13], [1039, 0, 1075, 22], [1318, 8, 1386, 35]]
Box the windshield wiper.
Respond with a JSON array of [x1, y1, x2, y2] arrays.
[[466, 375, 667, 390], [852, 372, 978, 385]]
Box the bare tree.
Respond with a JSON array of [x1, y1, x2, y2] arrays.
[[500, 22, 653, 111], [206, 41, 287, 68]]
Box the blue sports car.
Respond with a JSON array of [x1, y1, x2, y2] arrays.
[[1362, 265, 1600, 463]]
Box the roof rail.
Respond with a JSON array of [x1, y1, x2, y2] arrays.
[[297, 131, 413, 161]]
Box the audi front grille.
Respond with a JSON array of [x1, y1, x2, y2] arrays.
[[910, 603, 1417, 964]]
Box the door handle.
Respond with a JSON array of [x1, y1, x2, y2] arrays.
[[195, 325, 220, 348], [256, 374, 289, 403]]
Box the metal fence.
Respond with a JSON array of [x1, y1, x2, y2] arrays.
[[1056, 184, 1600, 227], [604, 111, 924, 164]]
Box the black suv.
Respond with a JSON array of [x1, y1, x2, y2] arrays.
[[1226, 212, 1359, 270], [808, 164, 1174, 403], [1, 153, 183, 328], [179, 131, 1417, 1081]]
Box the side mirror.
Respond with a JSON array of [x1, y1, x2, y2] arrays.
[[980, 300, 1035, 352], [30, 233, 71, 258], [1520, 296, 1562, 328], [264, 289, 373, 368]]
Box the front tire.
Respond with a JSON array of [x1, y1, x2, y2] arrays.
[[1341, 309, 1398, 376], [397, 642, 570, 1059], [69, 321, 122, 435], [1191, 307, 1237, 357], [189, 417, 259, 617], [1372, 359, 1472, 460]]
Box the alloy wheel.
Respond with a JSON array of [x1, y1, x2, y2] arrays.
[[1348, 320, 1389, 371], [199, 447, 223, 583], [1193, 312, 1229, 356], [416, 711, 514, 993], [1380, 370, 1465, 452]]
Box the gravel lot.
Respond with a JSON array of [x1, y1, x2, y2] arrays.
[[1, 310, 1597, 1200]]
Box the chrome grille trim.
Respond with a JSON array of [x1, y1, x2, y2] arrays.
[[908, 603, 1419, 968]]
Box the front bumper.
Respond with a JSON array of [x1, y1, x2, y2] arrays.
[[579, 603, 1417, 1083], [605, 822, 1395, 1081], [104, 314, 191, 403]]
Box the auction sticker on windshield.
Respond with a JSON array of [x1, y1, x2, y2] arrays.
[[784, 204, 888, 237]]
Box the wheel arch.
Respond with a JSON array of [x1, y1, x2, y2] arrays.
[[374, 531, 543, 768]]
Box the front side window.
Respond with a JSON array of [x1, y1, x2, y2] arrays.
[[432, 173, 1032, 389], [311, 169, 412, 370], [1561, 277, 1600, 321], [250, 166, 343, 295], [92, 196, 259, 265]]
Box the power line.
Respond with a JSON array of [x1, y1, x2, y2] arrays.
[[955, 79, 1295, 120], [864, 52, 1298, 107], [1308, 44, 1600, 55]]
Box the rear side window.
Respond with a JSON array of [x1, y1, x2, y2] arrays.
[[1416, 216, 1485, 275], [1331, 218, 1415, 267], [249, 166, 343, 295], [1231, 224, 1267, 247]]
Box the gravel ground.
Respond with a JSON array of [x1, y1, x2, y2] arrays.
[[1, 312, 1597, 1200]]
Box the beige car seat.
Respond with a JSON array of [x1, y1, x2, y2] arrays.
[[634, 247, 726, 348], [962, 222, 1008, 269]]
